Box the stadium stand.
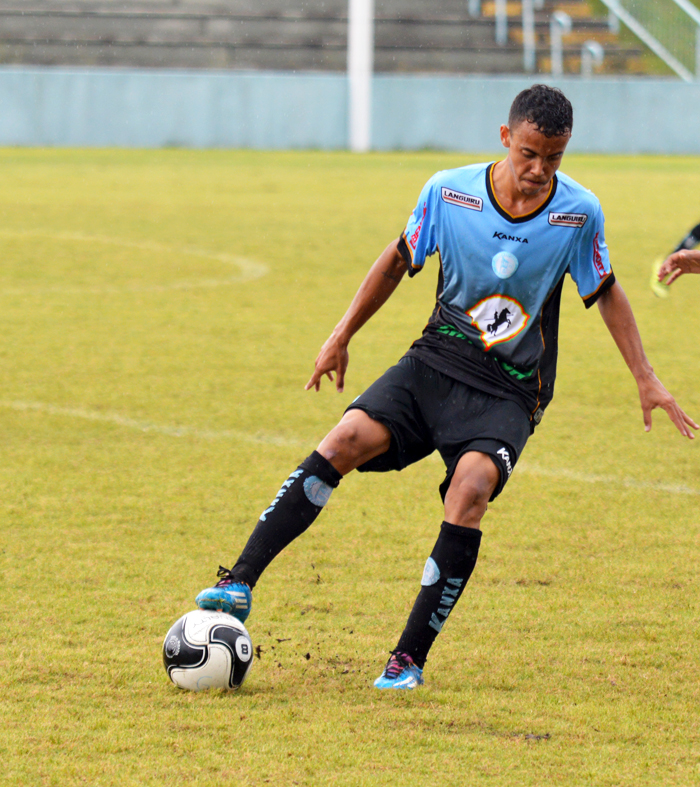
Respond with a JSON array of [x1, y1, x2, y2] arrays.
[[0, 0, 644, 74]]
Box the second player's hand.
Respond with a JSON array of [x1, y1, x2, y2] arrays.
[[637, 373, 698, 439], [305, 334, 350, 393], [657, 249, 700, 285]]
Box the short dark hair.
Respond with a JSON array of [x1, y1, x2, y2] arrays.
[[508, 84, 573, 137]]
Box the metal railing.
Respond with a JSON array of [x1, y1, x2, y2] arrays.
[[522, 0, 537, 70], [495, 0, 508, 45], [600, 0, 700, 80], [581, 40, 605, 75], [550, 11, 572, 75]]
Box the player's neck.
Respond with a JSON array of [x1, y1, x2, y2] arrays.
[[491, 160, 553, 217]]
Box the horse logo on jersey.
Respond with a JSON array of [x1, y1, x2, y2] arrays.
[[488, 308, 512, 335], [466, 295, 530, 350]]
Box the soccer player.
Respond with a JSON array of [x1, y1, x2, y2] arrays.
[[196, 85, 697, 690], [658, 249, 700, 284], [651, 223, 700, 296], [671, 223, 700, 256]]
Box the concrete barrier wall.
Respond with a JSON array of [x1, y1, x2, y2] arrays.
[[0, 66, 698, 154], [0, 67, 348, 149]]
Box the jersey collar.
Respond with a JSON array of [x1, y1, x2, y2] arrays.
[[485, 162, 558, 224]]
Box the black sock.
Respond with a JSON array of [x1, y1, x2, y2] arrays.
[[229, 451, 342, 589], [673, 222, 700, 252], [395, 522, 482, 669]]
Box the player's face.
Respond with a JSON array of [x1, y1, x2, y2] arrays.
[[500, 121, 570, 197]]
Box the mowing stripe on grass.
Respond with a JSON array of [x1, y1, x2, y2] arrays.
[[1, 399, 698, 496]]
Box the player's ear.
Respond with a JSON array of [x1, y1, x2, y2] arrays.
[[499, 124, 511, 149]]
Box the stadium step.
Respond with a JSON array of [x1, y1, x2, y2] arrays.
[[0, 0, 653, 76]]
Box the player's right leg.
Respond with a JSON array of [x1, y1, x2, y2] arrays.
[[195, 410, 391, 620]]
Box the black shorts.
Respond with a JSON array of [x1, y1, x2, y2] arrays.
[[346, 356, 531, 501]]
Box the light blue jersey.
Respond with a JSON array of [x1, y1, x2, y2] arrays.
[[399, 162, 614, 424]]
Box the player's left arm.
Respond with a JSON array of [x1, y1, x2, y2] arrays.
[[596, 280, 698, 438]]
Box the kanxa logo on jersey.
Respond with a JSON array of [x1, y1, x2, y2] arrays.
[[466, 294, 530, 350], [409, 203, 427, 249], [548, 211, 588, 228], [493, 231, 528, 244], [441, 187, 483, 211]]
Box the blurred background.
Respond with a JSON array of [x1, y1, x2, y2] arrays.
[[0, 1, 697, 152]]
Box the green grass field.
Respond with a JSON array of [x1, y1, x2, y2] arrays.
[[1, 148, 700, 786]]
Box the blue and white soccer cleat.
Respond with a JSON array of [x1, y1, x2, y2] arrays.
[[195, 566, 252, 623], [373, 651, 424, 690]]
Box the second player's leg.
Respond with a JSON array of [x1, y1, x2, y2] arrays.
[[196, 409, 391, 616]]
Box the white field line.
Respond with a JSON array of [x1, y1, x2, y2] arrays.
[[0, 400, 304, 447], [1, 399, 698, 496], [517, 461, 700, 497], [0, 229, 268, 293]]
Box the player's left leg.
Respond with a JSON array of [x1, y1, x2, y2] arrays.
[[195, 409, 391, 619], [374, 452, 498, 689]]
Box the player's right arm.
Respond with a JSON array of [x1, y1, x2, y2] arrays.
[[305, 239, 407, 393], [657, 249, 700, 285]]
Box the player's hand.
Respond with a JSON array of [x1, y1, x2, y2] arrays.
[[305, 333, 350, 393], [657, 250, 700, 285], [637, 373, 698, 439]]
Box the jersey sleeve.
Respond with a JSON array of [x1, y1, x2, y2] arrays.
[[568, 201, 615, 308], [397, 176, 440, 278]]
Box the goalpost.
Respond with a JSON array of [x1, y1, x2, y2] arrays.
[[347, 0, 374, 152]]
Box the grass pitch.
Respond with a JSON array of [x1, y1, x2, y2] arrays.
[[1, 149, 700, 786]]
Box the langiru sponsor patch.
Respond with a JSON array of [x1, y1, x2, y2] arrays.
[[441, 187, 483, 211], [548, 211, 588, 228]]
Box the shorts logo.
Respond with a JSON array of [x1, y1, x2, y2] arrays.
[[409, 202, 427, 249], [466, 294, 530, 350], [592, 231, 606, 278], [496, 447, 512, 477], [491, 251, 519, 279], [441, 188, 483, 211], [548, 211, 588, 228]]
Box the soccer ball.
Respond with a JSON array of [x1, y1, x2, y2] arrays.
[[162, 609, 254, 691]]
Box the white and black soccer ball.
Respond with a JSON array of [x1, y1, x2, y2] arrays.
[[163, 609, 254, 691]]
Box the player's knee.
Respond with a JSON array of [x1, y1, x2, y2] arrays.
[[450, 479, 491, 517], [324, 422, 363, 459], [444, 455, 500, 525], [318, 412, 390, 470]]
